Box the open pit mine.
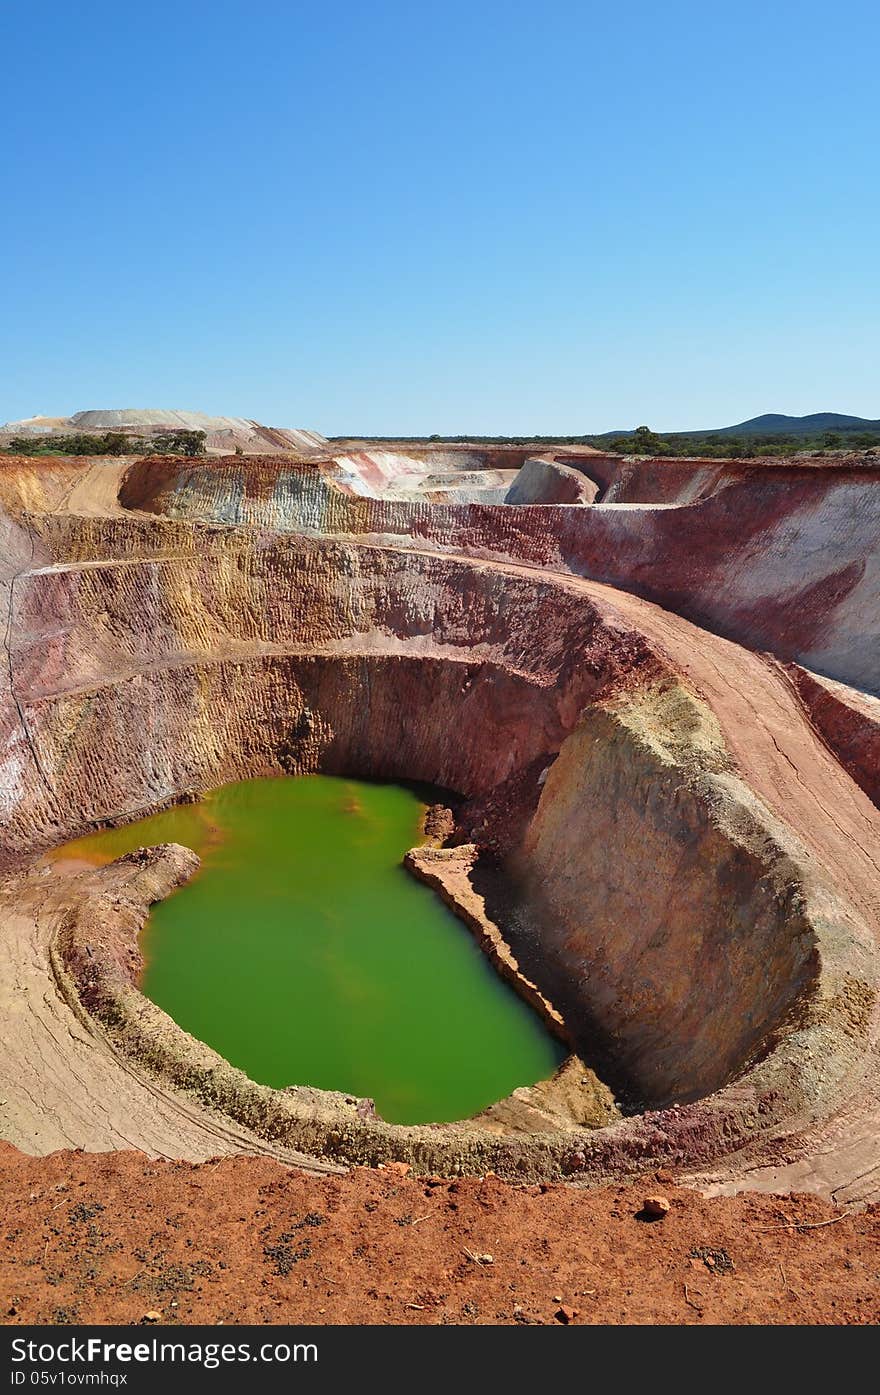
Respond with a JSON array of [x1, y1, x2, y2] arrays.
[[1, 436, 880, 1209]]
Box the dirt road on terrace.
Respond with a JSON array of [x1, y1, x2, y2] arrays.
[[1, 1146, 877, 1326]]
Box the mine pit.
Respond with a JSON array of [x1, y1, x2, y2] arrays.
[[1, 444, 879, 1196]]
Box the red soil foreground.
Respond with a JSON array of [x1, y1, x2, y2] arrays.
[[1, 1146, 877, 1327]]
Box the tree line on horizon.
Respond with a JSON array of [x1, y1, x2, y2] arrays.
[[331, 425, 880, 457], [5, 424, 879, 462], [2, 429, 208, 458], [587, 424, 880, 457]]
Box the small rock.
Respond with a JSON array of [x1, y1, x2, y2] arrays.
[[386, 1161, 411, 1177], [141, 1311, 162, 1324], [656, 1170, 674, 1184], [555, 1305, 578, 1324], [642, 1195, 671, 1218]]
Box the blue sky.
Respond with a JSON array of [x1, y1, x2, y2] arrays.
[[3, 0, 878, 435]]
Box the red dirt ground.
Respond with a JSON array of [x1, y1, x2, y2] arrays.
[[1, 1146, 877, 1326]]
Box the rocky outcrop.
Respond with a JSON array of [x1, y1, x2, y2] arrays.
[[56, 843, 201, 1013], [403, 844, 569, 1042], [505, 456, 600, 505]]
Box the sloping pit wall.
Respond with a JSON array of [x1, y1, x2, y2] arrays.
[[511, 681, 850, 1108], [787, 665, 880, 809], [2, 652, 578, 857], [597, 458, 734, 504]]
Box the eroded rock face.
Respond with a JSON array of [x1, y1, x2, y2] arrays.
[[1, 449, 879, 1189], [505, 456, 600, 505], [116, 453, 880, 691], [787, 665, 880, 808], [514, 683, 819, 1105]]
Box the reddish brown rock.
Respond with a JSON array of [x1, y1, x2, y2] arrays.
[[642, 1196, 671, 1218]]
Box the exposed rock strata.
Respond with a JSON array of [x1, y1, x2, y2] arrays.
[[0, 450, 879, 1195], [116, 454, 880, 691]]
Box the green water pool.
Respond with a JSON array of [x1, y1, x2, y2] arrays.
[[55, 776, 564, 1124]]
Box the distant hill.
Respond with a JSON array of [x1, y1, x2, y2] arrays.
[[699, 412, 880, 438], [597, 412, 880, 440]]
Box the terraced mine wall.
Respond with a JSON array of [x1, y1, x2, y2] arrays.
[[2, 535, 660, 856], [118, 455, 880, 693]]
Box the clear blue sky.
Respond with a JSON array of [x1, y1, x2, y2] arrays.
[[3, 0, 878, 435]]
